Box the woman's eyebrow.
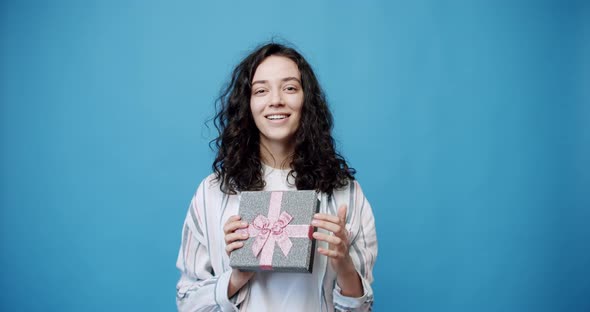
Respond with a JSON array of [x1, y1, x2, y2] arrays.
[[282, 77, 301, 84], [251, 80, 267, 86], [251, 77, 301, 86]]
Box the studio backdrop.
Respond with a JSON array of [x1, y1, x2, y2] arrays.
[[1, 1, 589, 311]]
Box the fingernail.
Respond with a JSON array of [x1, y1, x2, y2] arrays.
[[311, 220, 319, 225], [241, 222, 247, 226], [242, 233, 248, 237]]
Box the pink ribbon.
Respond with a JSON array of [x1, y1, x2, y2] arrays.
[[238, 192, 312, 270]]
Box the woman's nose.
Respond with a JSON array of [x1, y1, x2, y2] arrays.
[[269, 91, 284, 107]]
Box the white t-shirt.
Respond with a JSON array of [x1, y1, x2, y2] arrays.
[[247, 165, 320, 311]]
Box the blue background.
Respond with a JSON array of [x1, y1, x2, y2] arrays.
[[1, 1, 589, 311]]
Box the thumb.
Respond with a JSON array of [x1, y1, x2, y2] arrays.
[[337, 204, 347, 224]]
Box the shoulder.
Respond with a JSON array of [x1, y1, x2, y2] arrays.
[[195, 173, 222, 193], [187, 173, 234, 229], [331, 179, 365, 200], [191, 173, 226, 205], [328, 179, 369, 215]]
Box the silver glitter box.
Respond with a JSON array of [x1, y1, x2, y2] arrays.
[[229, 190, 320, 273]]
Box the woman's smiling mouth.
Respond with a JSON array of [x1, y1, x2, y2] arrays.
[[265, 114, 290, 120]]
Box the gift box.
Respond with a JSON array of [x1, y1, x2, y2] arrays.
[[229, 190, 320, 273]]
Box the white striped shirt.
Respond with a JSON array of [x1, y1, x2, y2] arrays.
[[176, 167, 377, 311]]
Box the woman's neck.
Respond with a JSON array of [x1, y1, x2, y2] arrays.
[[259, 139, 294, 170]]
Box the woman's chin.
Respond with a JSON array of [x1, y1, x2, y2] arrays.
[[259, 133, 296, 146]]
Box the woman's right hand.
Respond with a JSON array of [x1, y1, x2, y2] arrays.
[[224, 215, 250, 256], [223, 215, 255, 297]]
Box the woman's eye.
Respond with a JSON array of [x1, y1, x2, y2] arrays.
[[285, 86, 298, 92], [254, 89, 266, 95]]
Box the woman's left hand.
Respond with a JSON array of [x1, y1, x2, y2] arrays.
[[312, 204, 356, 276], [312, 204, 363, 296]]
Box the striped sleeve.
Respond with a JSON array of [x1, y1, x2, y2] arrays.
[[332, 181, 378, 311], [175, 180, 239, 312]]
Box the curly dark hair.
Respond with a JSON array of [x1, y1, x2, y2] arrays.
[[211, 42, 355, 195]]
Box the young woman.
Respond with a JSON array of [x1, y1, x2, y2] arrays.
[[176, 43, 377, 311]]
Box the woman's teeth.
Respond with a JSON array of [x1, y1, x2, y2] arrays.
[[267, 115, 288, 120]]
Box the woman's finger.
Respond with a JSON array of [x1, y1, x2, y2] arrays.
[[313, 213, 341, 224], [226, 215, 241, 223], [312, 232, 342, 245], [225, 241, 244, 255], [311, 219, 341, 233], [225, 231, 249, 244], [223, 215, 241, 232], [317, 247, 342, 258], [223, 219, 248, 234], [337, 205, 347, 224]]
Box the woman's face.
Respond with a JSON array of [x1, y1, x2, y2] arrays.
[[250, 55, 304, 149]]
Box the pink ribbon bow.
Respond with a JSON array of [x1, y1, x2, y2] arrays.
[[238, 192, 312, 270]]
